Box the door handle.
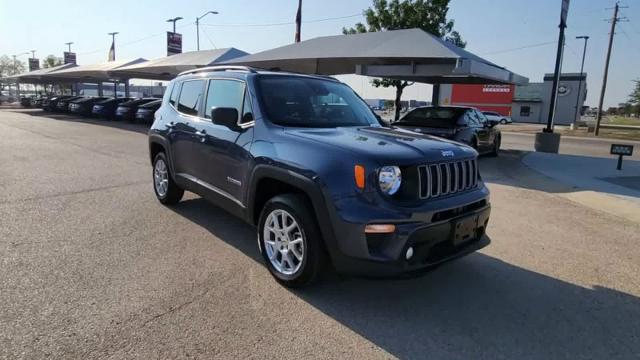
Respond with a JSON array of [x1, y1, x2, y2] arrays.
[[166, 121, 175, 129], [195, 129, 207, 142]]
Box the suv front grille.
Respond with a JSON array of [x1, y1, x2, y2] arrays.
[[418, 158, 478, 199]]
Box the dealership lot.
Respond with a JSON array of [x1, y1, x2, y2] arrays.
[[1, 110, 639, 359]]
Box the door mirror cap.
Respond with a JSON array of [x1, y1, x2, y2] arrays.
[[211, 107, 239, 129]]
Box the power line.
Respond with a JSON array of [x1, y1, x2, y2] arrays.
[[199, 13, 362, 28], [480, 41, 557, 55]]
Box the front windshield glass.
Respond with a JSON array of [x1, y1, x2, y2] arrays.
[[257, 75, 380, 128], [396, 107, 466, 128]]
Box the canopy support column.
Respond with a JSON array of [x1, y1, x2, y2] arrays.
[[431, 84, 440, 106], [98, 83, 103, 96], [124, 80, 130, 98]]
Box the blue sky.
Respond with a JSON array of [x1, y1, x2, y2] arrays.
[[1, 0, 639, 107]]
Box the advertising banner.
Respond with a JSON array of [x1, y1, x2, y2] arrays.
[[167, 32, 182, 56], [28, 58, 40, 71], [64, 52, 77, 65]]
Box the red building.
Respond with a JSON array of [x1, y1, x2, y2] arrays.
[[438, 84, 514, 116]]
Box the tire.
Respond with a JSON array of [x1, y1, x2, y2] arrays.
[[489, 136, 501, 157], [500, 119, 507, 124], [258, 194, 326, 287], [152, 152, 184, 205]]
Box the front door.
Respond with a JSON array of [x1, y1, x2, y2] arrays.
[[470, 110, 492, 152], [190, 79, 254, 207]]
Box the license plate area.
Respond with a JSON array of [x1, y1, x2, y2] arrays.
[[452, 214, 480, 246]]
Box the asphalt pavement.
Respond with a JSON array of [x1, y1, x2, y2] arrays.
[[1, 109, 639, 359]]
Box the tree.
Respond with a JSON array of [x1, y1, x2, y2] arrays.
[[0, 55, 26, 77], [42, 55, 63, 69], [343, 0, 465, 121], [628, 79, 640, 118]]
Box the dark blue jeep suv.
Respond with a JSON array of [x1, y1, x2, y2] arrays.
[[148, 66, 491, 287]]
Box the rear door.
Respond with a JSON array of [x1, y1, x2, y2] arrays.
[[168, 79, 205, 176], [190, 78, 255, 206], [474, 110, 496, 151]]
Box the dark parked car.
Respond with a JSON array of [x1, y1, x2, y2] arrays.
[[20, 97, 32, 107], [56, 96, 84, 112], [115, 98, 158, 121], [92, 97, 133, 119], [134, 99, 162, 123], [394, 106, 501, 156], [69, 97, 109, 116], [44, 95, 75, 111], [149, 66, 491, 287]]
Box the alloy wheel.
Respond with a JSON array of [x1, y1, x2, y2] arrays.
[[263, 209, 305, 275], [154, 159, 169, 197]]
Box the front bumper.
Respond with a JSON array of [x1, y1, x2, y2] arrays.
[[322, 186, 491, 276]]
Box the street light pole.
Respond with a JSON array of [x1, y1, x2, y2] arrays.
[[166, 16, 183, 33], [572, 36, 589, 128], [65, 42, 73, 52], [30, 50, 36, 59], [108, 32, 119, 61], [196, 10, 219, 51]]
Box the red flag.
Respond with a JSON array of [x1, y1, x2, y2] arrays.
[[295, 0, 302, 43]]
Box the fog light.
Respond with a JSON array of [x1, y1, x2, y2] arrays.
[[364, 224, 396, 234], [405, 247, 414, 260]]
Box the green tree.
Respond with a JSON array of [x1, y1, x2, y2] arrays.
[[0, 55, 26, 77], [628, 79, 640, 117], [343, 0, 465, 121], [42, 55, 63, 69]]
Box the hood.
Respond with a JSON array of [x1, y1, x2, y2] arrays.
[[284, 126, 476, 164], [394, 125, 456, 138]]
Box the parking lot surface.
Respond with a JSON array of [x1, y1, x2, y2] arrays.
[[1, 109, 639, 359]]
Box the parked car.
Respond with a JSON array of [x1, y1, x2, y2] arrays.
[[394, 106, 501, 156], [69, 97, 109, 116], [148, 66, 491, 287], [115, 98, 158, 122], [133, 99, 162, 123], [482, 111, 512, 124], [20, 97, 32, 107], [44, 95, 74, 111], [30, 96, 46, 108], [56, 96, 84, 112], [92, 97, 133, 119]]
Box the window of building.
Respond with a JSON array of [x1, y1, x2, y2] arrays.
[[177, 80, 205, 116], [204, 79, 245, 121], [520, 106, 531, 117]]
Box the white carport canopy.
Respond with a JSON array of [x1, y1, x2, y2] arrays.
[[3, 63, 77, 84], [110, 48, 249, 80], [42, 58, 147, 83], [226, 28, 528, 85]]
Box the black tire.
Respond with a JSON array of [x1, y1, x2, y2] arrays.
[[258, 194, 326, 288], [500, 118, 508, 124], [489, 136, 500, 157], [152, 152, 184, 205]]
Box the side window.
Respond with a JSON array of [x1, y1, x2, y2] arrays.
[[464, 111, 479, 126], [169, 82, 180, 107], [177, 80, 205, 116], [520, 106, 531, 117], [204, 79, 245, 120], [241, 89, 254, 124], [404, 108, 426, 122], [475, 110, 488, 125]]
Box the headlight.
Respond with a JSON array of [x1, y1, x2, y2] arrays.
[[378, 166, 401, 195]]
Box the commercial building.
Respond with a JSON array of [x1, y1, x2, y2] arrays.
[[438, 73, 587, 125]]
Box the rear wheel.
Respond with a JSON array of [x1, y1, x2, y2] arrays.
[[258, 194, 326, 287], [489, 136, 501, 157], [500, 118, 508, 124], [152, 152, 184, 205]]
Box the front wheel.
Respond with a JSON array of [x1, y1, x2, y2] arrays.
[[500, 119, 508, 124], [258, 194, 326, 287], [489, 136, 501, 157]]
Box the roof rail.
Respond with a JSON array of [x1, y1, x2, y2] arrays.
[[178, 65, 256, 77]]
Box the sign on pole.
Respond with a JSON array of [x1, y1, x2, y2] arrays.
[[167, 32, 182, 56], [28, 58, 40, 71], [64, 52, 77, 65], [561, 0, 570, 26]]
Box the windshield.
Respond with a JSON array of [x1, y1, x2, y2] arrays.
[[396, 107, 466, 128], [257, 75, 380, 128]]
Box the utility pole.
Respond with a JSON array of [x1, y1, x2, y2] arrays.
[[196, 11, 218, 51], [65, 42, 73, 52], [108, 32, 119, 61], [595, 2, 627, 136], [295, 0, 302, 42], [30, 50, 36, 59], [572, 36, 589, 128]]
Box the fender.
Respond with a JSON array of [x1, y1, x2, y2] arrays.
[[246, 164, 340, 262], [148, 133, 178, 180]]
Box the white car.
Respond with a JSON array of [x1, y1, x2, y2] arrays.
[[482, 111, 512, 124]]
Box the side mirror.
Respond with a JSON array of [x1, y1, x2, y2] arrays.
[[211, 107, 239, 129], [488, 119, 500, 128], [242, 112, 254, 123]]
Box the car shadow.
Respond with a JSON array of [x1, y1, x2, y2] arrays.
[[169, 197, 640, 359], [6, 108, 151, 135]]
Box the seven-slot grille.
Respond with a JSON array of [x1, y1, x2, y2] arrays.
[[418, 158, 478, 199]]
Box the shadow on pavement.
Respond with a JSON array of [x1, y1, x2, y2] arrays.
[[6, 108, 150, 135], [170, 197, 640, 359]]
